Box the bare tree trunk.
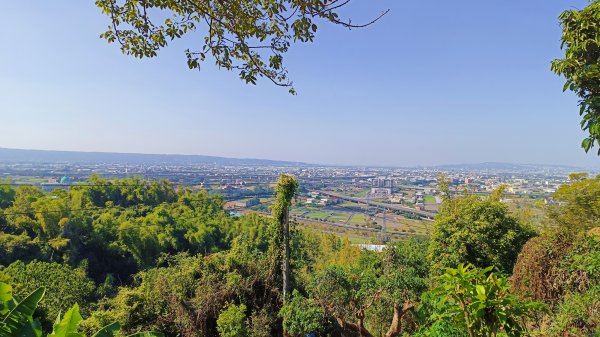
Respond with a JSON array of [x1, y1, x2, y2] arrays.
[[332, 301, 414, 337], [282, 206, 291, 301], [334, 314, 375, 337], [383, 301, 414, 337]]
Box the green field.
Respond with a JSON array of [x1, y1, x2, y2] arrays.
[[306, 211, 330, 219], [291, 208, 306, 215], [348, 213, 369, 224], [11, 176, 47, 184], [328, 213, 351, 222], [351, 190, 369, 197], [424, 195, 436, 204], [339, 202, 368, 209]]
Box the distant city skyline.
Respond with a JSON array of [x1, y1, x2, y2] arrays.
[[1, 1, 598, 167], [0, 146, 596, 171]]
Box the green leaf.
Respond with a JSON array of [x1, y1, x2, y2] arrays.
[[13, 318, 42, 337], [48, 304, 84, 337], [92, 322, 121, 337], [0, 287, 45, 337], [582, 138, 593, 152], [475, 285, 487, 300], [0, 283, 12, 315], [126, 332, 164, 337], [2, 287, 45, 324]]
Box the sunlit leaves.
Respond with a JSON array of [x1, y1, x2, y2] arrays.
[[430, 264, 545, 337], [552, 1, 600, 154], [95, 0, 387, 94]]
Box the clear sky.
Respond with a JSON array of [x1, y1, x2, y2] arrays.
[[0, 1, 597, 168]]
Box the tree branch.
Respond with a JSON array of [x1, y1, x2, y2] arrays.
[[384, 300, 415, 337]]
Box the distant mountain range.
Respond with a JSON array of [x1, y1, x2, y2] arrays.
[[433, 162, 587, 172], [0, 147, 308, 167], [0, 147, 594, 172]]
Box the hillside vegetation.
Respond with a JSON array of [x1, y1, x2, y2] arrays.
[[0, 173, 598, 336]]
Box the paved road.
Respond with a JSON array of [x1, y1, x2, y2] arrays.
[[317, 191, 436, 219], [236, 209, 408, 237]]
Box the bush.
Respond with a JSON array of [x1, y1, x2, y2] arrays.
[[0, 233, 41, 265], [217, 303, 248, 337], [0, 281, 162, 337], [548, 285, 600, 336], [279, 290, 325, 337], [0, 260, 95, 331], [429, 194, 535, 275], [426, 264, 545, 337], [511, 230, 599, 306]]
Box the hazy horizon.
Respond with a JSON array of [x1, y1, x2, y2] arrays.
[[1, 1, 598, 167], [1, 146, 597, 170]]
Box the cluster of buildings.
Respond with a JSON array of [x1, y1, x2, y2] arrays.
[[305, 191, 338, 206], [370, 177, 393, 197], [0, 160, 588, 204]]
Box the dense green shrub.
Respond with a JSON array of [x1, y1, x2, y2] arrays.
[[84, 236, 281, 337], [0, 281, 162, 337], [429, 194, 535, 275], [0, 260, 95, 330], [548, 285, 599, 336], [512, 230, 599, 305], [217, 303, 248, 337], [305, 239, 429, 337], [0, 233, 41, 266], [425, 264, 545, 337], [279, 290, 325, 337]]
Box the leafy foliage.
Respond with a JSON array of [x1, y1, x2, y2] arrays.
[[429, 193, 535, 275], [0, 282, 45, 337], [279, 290, 325, 337], [82, 236, 282, 337], [547, 173, 600, 230], [94, 0, 387, 94], [548, 284, 600, 336], [0, 233, 40, 266], [0, 179, 16, 210], [306, 239, 429, 337], [552, 1, 600, 153], [430, 264, 545, 337], [0, 261, 95, 331], [0, 176, 234, 282], [272, 174, 298, 300], [512, 229, 599, 307], [216, 303, 247, 337], [0, 281, 162, 337]]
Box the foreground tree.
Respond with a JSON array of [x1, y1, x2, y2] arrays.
[[511, 228, 599, 306], [428, 190, 535, 275], [95, 0, 387, 93], [0, 261, 95, 330], [552, 0, 600, 153], [546, 172, 600, 230], [272, 174, 298, 301], [0, 282, 161, 337], [304, 239, 429, 337], [426, 264, 544, 337]]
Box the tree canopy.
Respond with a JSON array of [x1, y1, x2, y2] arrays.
[[428, 192, 535, 275], [546, 172, 600, 230], [552, 0, 600, 154], [0, 175, 598, 336], [95, 0, 387, 94]]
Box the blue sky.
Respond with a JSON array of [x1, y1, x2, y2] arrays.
[[0, 1, 597, 167]]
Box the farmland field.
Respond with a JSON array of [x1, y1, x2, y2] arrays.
[[351, 189, 369, 197], [306, 211, 331, 219], [424, 195, 436, 204], [348, 213, 369, 224]]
